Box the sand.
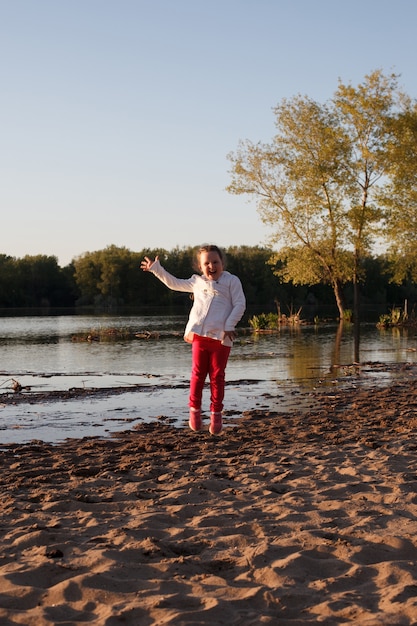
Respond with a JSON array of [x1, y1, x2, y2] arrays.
[[1, 375, 417, 624]]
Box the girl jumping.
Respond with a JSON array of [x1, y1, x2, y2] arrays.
[[141, 245, 246, 435]]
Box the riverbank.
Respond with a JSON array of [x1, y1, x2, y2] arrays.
[[1, 373, 417, 624]]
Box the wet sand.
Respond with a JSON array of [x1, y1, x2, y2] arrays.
[[1, 371, 417, 624]]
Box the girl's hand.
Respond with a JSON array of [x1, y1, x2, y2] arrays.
[[141, 255, 158, 271], [223, 330, 237, 342]]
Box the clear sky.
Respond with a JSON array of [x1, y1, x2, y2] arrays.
[[1, 0, 416, 266]]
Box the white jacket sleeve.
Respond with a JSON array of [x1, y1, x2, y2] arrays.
[[225, 275, 246, 331], [149, 259, 194, 293]]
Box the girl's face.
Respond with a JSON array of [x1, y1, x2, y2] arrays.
[[199, 250, 224, 281]]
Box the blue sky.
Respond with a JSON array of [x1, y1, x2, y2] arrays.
[[1, 0, 416, 266]]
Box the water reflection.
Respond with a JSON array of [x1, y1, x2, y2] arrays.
[[1, 315, 417, 388]]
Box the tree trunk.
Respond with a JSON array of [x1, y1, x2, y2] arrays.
[[353, 275, 360, 362], [332, 279, 346, 320]]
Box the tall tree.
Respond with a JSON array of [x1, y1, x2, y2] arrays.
[[332, 71, 401, 322], [227, 70, 413, 320]]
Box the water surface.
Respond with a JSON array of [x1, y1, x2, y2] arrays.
[[0, 315, 416, 444]]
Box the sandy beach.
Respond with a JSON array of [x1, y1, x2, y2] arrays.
[[1, 371, 417, 624]]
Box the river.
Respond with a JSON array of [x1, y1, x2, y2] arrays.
[[0, 314, 416, 444]]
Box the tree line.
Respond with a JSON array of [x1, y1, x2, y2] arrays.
[[0, 244, 415, 322]]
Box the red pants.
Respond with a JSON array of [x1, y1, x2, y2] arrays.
[[189, 335, 231, 413]]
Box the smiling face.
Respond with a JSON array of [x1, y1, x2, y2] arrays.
[[199, 250, 224, 281]]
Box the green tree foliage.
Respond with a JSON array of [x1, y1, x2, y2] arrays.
[[0, 243, 415, 317], [72, 245, 192, 309], [0, 254, 74, 307], [227, 70, 415, 320], [73, 245, 142, 307], [0, 255, 17, 306], [380, 102, 417, 282]]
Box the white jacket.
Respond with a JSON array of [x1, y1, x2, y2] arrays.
[[149, 260, 246, 346]]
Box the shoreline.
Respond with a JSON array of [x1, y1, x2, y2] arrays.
[[0, 361, 414, 447]]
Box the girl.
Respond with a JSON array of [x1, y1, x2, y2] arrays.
[[141, 245, 246, 435]]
